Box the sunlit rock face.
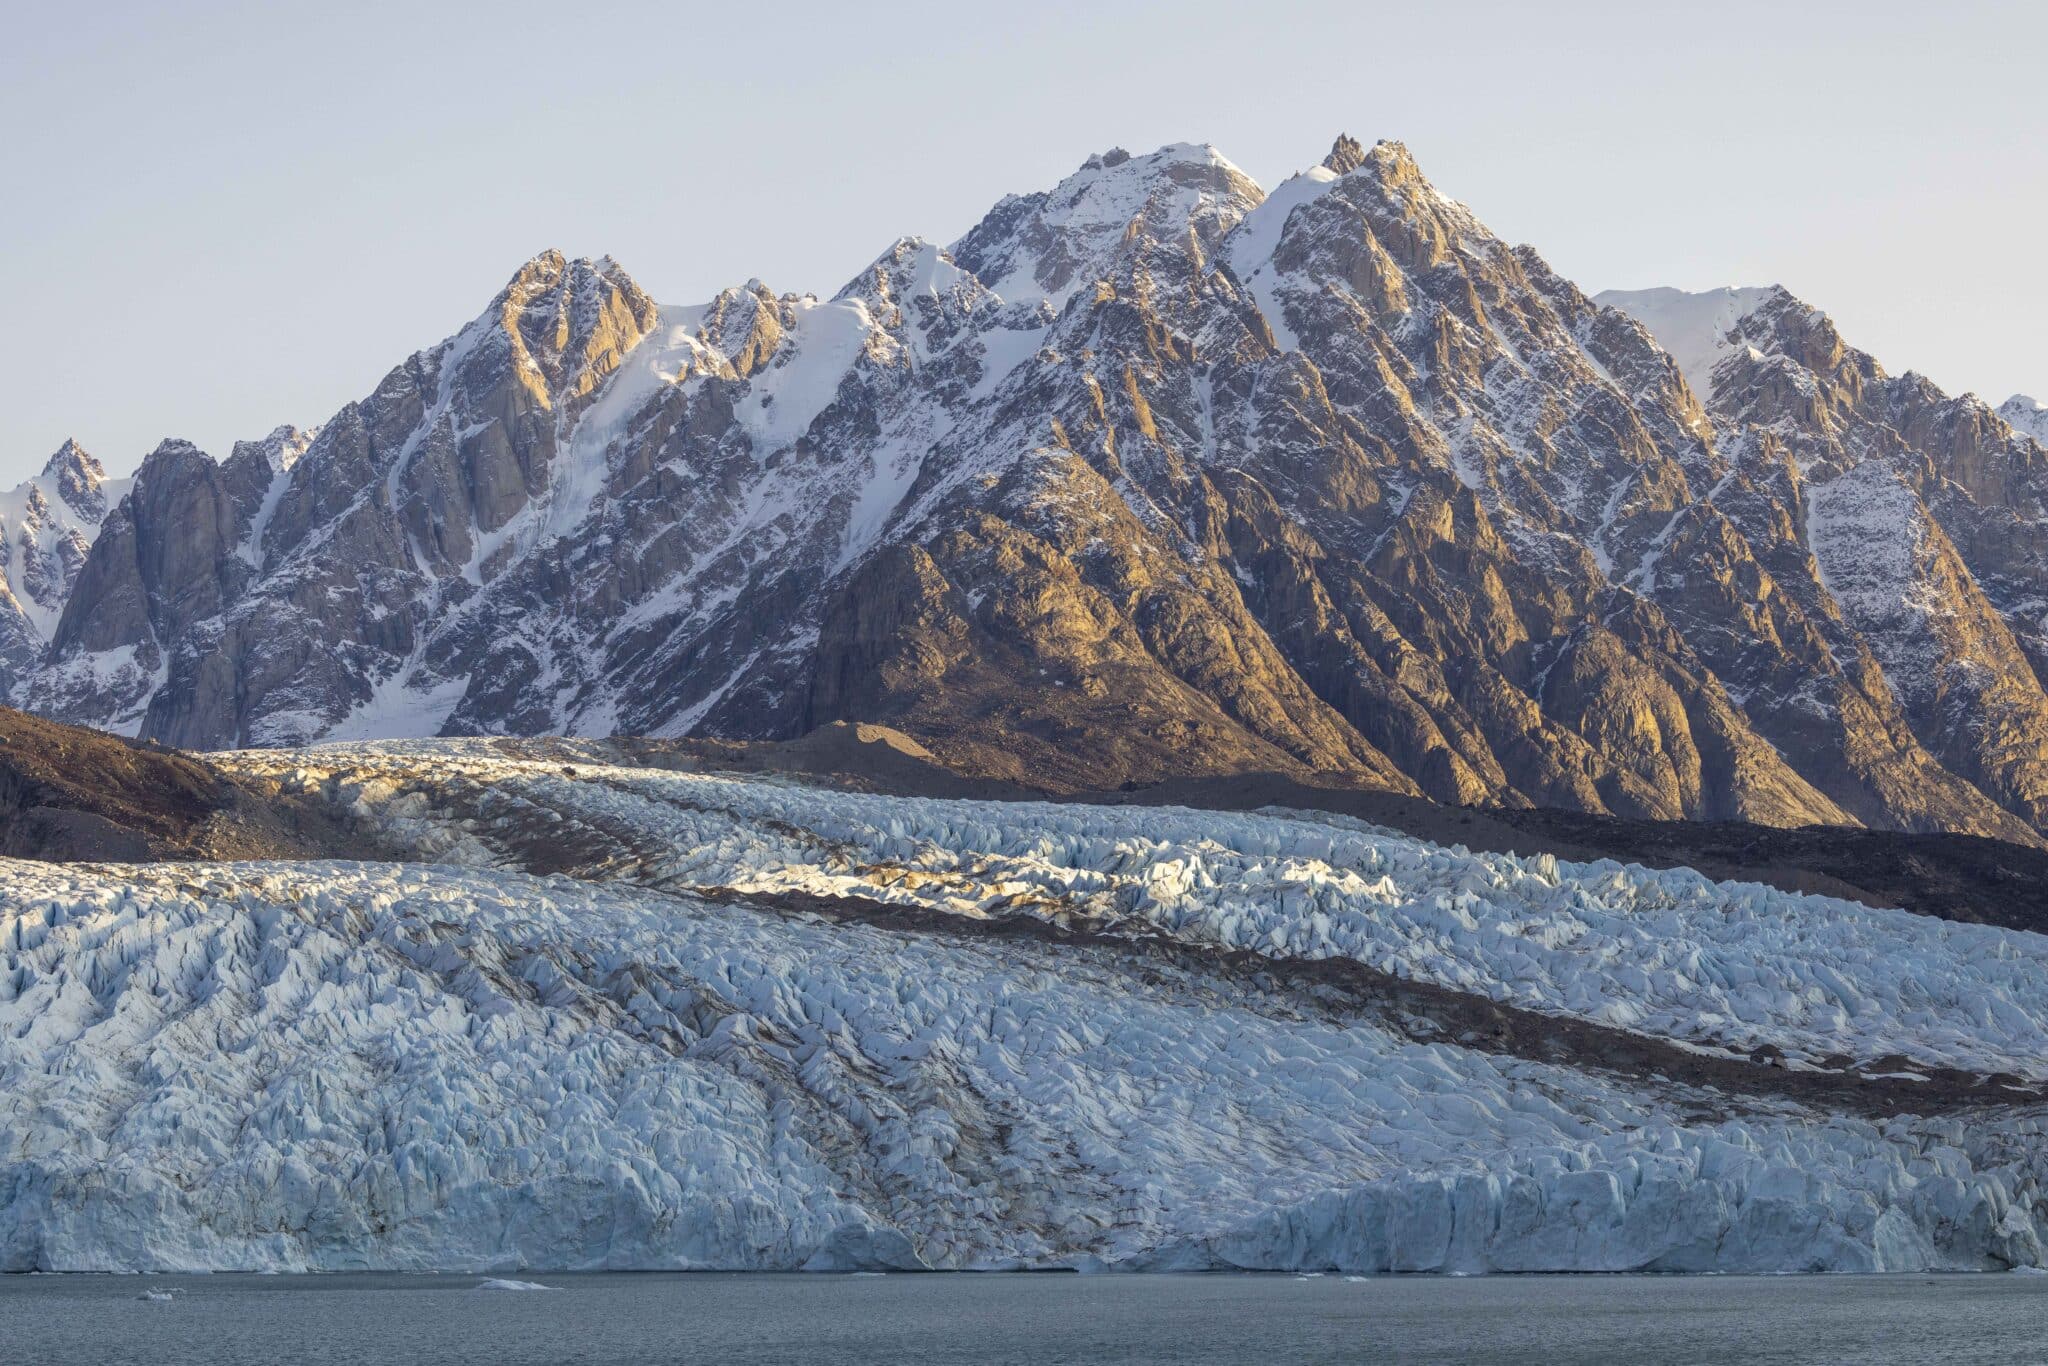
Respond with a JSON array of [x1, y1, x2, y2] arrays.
[[13, 136, 2048, 840], [1602, 288, 2048, 838]]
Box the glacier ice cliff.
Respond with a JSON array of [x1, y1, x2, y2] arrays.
[[3, 742, 2047, 1273]]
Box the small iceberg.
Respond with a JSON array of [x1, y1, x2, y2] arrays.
[[137, 1289, 176, 1302], [474, 1278, 554, 1292]]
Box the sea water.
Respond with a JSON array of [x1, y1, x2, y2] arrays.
[[3, 1271, 2042, 1364]]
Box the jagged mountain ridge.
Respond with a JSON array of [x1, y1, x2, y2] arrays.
[[0, 440, 126, 691], [1599, 286, 2048, 835], [14, 135, 2048, 839]]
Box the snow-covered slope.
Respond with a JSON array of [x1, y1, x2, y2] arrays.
[[1594, 286, 1780, 400], [953, 142, 1262, 312], [2002, 394, 2048, 445], [5, 741, 2047, 1274]]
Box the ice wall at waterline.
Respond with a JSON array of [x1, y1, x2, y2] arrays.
[[3, 746, 2047, 1273]]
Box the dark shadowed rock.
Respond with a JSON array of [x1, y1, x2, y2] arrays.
[[0, 706, 367, 860]]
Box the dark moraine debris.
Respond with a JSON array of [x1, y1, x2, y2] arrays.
[[0, 706, 369, 862]]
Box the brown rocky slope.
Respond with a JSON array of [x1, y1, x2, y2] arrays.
[[0, 706, 370, 861]]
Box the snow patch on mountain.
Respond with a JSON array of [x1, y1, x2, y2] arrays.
[[26, 644, 161, 736], [543, 302, 712, 539], [738, 296, 877, 447], [302, 673, 471, 746], [1224, 164, 1340, 353], [1804, 460, 1951, 716], [235, 426, 318, 571], [2002, 394, 2048, 446], [1596, 286, 1781, 400]]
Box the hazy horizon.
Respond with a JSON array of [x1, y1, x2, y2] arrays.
[[4, 0, 2043, 481]]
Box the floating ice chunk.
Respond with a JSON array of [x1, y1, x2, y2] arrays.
[[474, 1279, 554, 1292]]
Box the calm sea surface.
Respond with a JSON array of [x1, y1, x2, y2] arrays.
[[3, 1270, 2041, 1364]]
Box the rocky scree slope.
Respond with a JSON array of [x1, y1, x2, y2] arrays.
[[0, 705, 360, 860], [11, 137, 2048, 840]]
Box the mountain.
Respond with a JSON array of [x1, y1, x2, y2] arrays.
[[8, 731, 2048, 1272], [0, 440, 126, 696], [14, 136, 2048, 841], [1600, 286, 2048, 836]]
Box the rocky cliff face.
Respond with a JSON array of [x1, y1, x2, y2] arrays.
[[1601, 286, 2048, 840], [15, 136, 2048, 837]]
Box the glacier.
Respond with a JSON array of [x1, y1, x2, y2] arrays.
[[3, 741, 2047, 1273]]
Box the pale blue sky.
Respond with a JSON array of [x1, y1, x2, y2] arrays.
[[4, 0, 2043, 480]]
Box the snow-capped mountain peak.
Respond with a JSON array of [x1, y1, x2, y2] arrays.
[[0, 440, 129, 663], [2001, 393, 2048, 445], [38, 436, 104, 490], [485, 248, 661, 417], [949, 141, 1263, 312], [230, 424, 317, 474]]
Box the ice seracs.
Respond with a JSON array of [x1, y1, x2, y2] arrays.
[[4, 741, 2047, 1275], [250, 742, 2048, 1083]]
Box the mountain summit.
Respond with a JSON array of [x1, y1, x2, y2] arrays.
[[2002, 394, 2048, 445], [12, 137, 2048, 840]]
